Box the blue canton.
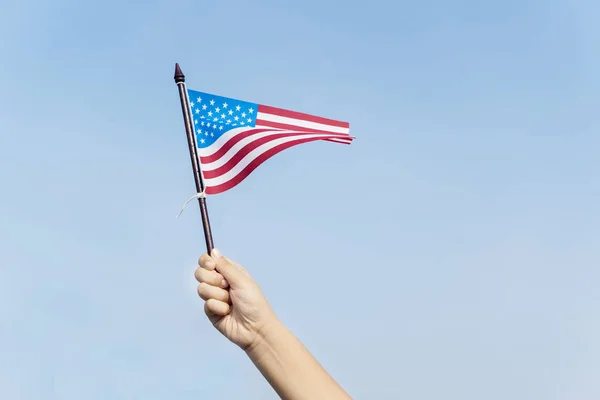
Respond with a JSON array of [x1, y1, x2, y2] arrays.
[[187, 89, 259, 149]]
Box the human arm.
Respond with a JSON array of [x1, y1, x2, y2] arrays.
[[245, 316, 350, 400], [194, 249, 351, 400]]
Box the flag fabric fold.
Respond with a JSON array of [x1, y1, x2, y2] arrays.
[[187, 89, 353, 195]]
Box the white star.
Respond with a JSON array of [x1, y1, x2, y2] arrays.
[[206, 123, 211, 128], [194, 119, 198, 125], [202, 104, 207, 110], [232, 123, 237, 126], [211, 133, 214, 137], [240, 121, 245, 125], [234, 116, 239, 121], [247, 118, 252, 123], [215, 107, 221, 113], [197, 129, 201, 134], [219, 126, 223, 130], [207, 111, 213, 117], [228, 110, 233, 115], [205, 131, 209, 136], [213, 118, 218, 122], [200, 138, 205, 144], [201, 121, 205, 126], [249, 107, 254, 113], [223, 102, 228, 108], [221, 113, 226, 119], [197, 97, 202, 102], [195, 108, 200, 114], [235, 105, 241, 111], [210, 99, 215, 106], [241, 112, 247, 117], [226, 119, 232, 124], [190, 101, 195, 108]]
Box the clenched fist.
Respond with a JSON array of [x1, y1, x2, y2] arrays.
[[194, 249, 278, 351]]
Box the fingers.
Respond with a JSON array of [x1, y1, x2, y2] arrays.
[[195, 267, 229, 288], [204, 299, 230, 316], [197, 282, 230, 303], [197, 251, 229, 289], [198, 248, 251, 292], [214, 258, 247, 289], [199, 252, 217, 271], [196, 251, 230, 304], [197, 250, 236, 319]]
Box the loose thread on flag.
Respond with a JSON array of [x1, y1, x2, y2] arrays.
[[176, 191, 207, 219]]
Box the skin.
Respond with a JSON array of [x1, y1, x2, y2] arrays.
[[195, 249, 352, 400]]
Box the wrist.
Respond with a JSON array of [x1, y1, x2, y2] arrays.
[[245, 316, 286, 359]]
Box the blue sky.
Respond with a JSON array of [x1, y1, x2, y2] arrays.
[[0, 0, 599, 398]]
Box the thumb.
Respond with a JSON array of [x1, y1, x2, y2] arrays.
[[211, 249, 247, 288]]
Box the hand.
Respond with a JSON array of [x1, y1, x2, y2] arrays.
[[194, 249, 279, 351], [195, 249, 351, 399]]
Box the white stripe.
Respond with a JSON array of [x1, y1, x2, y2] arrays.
[[201, 131, 345, 170], [256, 112, 350, 135], [204, 134, 336, 188]]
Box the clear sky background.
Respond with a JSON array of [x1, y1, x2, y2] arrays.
[[1, 0, 599, 398]]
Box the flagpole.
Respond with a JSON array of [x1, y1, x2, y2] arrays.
[[174, 63, 215, 253]]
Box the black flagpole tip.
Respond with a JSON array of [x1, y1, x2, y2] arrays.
[[174, 63, 185, 83]]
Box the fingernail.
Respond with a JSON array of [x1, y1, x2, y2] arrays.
[[221, 279, 228, 288], [205, 261, 215, 269], [211, 248, 222, 259]]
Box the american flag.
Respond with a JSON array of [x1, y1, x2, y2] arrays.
[[187, 89, 354, 195]]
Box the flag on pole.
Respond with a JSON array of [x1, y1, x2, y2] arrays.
[[187, 89, 354, 195]]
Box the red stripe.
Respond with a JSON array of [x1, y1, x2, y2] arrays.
[[199, 128, 272, 164], [258, 104, 349, 128], [202, 132, 348, 179], [323, 137, 353, 144], [205, 136, 335, 195], [256, 119, 348, 135]]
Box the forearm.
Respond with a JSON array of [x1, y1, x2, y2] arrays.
[[246, 319, 351, 400]]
